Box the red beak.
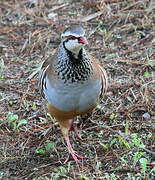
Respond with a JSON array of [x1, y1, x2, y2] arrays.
[[78, 37, 88, 44]]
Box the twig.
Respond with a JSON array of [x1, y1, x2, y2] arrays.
[[79, 11, 103, 22], [143, 148, 155, 156], [116, 59, 149, 65]]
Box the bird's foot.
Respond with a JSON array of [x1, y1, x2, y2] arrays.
[[64, 152, 85, 164], [64, 135, 85, 164]]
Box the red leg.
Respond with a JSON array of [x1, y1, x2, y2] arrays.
[[70, 122, 82, 140], [59, 118, 85, 163], [64, 135, 85, 164]]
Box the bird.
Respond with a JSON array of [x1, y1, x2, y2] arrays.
[[39, 25, 108, 163]]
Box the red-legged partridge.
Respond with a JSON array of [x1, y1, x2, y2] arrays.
[[40, 26, 108, 163]]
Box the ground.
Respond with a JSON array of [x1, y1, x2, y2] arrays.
[[0, 0, 155, 179]]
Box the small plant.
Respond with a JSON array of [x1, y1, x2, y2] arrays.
[[139, 157, 148, 176], [36, 140, 55, 156], [131, 133, 145, 149], [127, 173, 136, 180], [109, 113, 117, 120], [118, 136, 131, 149], [32, 102, 37, 111], [17, 119, 27, 128], [50, 166, 69, 180], [0, 72, 4, 79], [44, 140, 55, 152], [124, 120, 130, 135], [147, 59, 155, 66], [109, 138, 118, 147], [7, 112, 27, 130], [132, 152, 145, 167], [143, 69, 150, 78], [100, 142, 109, 150], [80, 175, 90, 180], [100, 138, 119, 150], [109, 173, 118, 180], [35, 149, 46, 156]]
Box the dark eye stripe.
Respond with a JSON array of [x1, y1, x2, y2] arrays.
[[68, 36, 77, 40]]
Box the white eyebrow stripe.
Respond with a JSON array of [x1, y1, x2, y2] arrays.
[[61, 32, 85, 38]]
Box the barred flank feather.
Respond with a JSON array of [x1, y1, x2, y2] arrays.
[[98, 64, 108, 98], [39, 61, 49, 98]]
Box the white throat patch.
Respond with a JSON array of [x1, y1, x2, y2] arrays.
[[64, 39, 84, 57]]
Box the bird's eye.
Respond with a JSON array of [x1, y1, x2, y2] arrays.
[[68, 36, 77, 40]]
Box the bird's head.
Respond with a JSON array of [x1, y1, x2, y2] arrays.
[[61, 26, 88, 55]]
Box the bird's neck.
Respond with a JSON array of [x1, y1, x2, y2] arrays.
[[66, 47, 83, 64]]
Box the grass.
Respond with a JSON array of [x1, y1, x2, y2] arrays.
[[0, 0, 155, 179]]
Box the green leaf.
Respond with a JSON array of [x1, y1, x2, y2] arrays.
[[147, 59, 155, 66], [118, 136, 131, 149], [112, 34, 122, 39], [8, 100, 13, 106], [125, 121, 130, 135], [139, 158, 148, 164], [80, 175, 90, 180], [45, 141, 55, 152], [150, 167, 155, 173], [147, 132, 152, 139], [110, 173, 118, 180], [139, 158, 148, 172], [58, 166, 68, 174], [0, 118, 4, 123], [110, 138, 117, 146], [109, 113, 117, 120], [131, 134, 145, 149], [32, 102, 37, 111], [133, 152, 144, 165], [17, 119, 27, 128], [96, 105, 102, 110], [100, 143, 109, 150], [36, 149, 46, 155], [143, 70, 150, 78], [7, 112, 18, 122], [7, 112, 19, 129]]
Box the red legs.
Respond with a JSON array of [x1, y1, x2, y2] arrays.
[[70, 121, 82, 140], [64, 135, 85, 164], [61, 119, 85, 164]]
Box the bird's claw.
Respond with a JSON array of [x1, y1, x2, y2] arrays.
[[64, 152, 86, 164]]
